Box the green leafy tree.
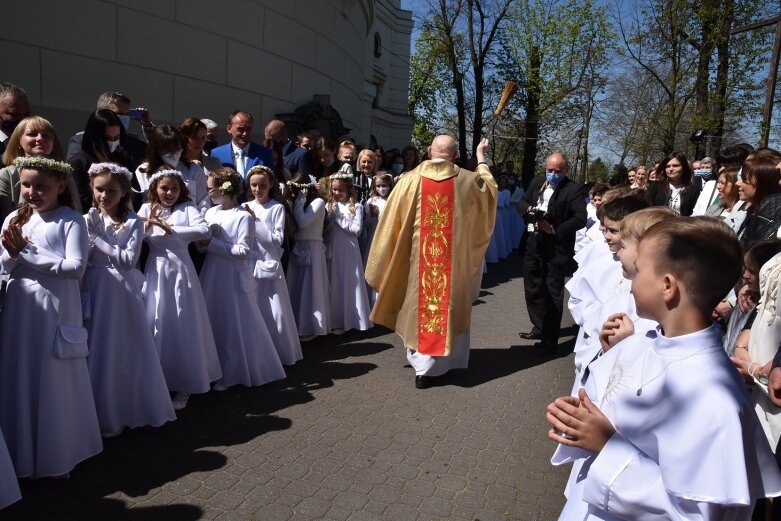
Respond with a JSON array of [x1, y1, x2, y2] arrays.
[[497, 0, 611, 184]]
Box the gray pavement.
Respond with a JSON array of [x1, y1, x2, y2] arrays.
[[1, 256, 576, 521]]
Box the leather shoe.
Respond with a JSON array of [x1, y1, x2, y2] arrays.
[[415, 375, 434, 389], [518, 330, 542, 340]]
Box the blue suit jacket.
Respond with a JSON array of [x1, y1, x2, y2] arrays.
[[210, 141, 274, 178], [283, 140, 314, 176]]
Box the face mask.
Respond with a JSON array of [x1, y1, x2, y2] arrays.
[[117, 114, 130, 130], [546, 171, 562, 185], [107, 140, 120, 153], [162, 150, 182, 167], [392, 163, 404, 174], [694, 168, 712, 179], [0, 118, 20, 135], [508, 179, 516, 187], [377, 186, 390, 197], [204, 138, 218, 153]]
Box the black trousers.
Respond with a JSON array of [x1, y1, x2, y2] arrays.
[[522, 232, 566, 346]]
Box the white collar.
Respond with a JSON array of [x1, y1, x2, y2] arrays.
[[232, 143, 249, 156]]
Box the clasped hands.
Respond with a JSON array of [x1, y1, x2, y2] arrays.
[[1, 225, 28, 259], [142, 204, 173, 235], [546, 388, 615, 453], [544, 313, 635, 452]]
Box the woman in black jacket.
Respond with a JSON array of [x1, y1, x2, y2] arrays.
[[646, 152, 699, 216]]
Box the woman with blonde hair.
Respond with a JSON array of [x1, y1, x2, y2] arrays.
[[0, 116, 79, 223]]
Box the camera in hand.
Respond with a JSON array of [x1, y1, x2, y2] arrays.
[[526, 207, 552, 224]]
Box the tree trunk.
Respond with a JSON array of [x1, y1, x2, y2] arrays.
[[709, 0, 733, 157], [520, 45, 541, 189]]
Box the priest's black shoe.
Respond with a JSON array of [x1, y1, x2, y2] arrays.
[[518, 330, 542, 340], [415, 375, 434, 389]]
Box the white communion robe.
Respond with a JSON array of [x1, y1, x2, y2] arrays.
[[200, 205, 285, 387], [245, 199, 302, 365], [0, 207, 103, 477], [139, 202, 222, 394], [553, 325, 781, 520], [83, 210, 176, 433]]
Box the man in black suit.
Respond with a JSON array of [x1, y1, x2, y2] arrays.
[[264, 119, 314, 176], [517, 152, 586, 351], [0, 83, 31, 156]]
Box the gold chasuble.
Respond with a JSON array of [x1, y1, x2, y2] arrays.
[[365, 159, 498, 356]]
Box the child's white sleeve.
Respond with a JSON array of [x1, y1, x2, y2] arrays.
[[207, 214, 253, 260], [582, 433, 750, 520], [171, 204, 209, 242], [91, 220, 144, 271], [336, 204, 363, 236], [17, 219, 88, 279]]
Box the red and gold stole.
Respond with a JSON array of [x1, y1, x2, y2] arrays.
[[417, 176, 455, 356]]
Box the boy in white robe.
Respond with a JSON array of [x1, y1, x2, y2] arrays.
[[548, 217, 781, 520], [567, 192, 649, 373]]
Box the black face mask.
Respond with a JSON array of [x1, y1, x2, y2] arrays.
[[204, 138, 218, 153], [0, 118, 20, 135]]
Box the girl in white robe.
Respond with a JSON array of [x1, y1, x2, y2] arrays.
[[498, 177, 515, 250], [363, 172, 393, 307], [285, 173, 331, 341], [139, 169, 221, 411], [0, 157, 102, 478], [244, 166, 302, 365], [199, 168, 285, 389], [325, 174, 372, 333], [82, 163, 176, 437]]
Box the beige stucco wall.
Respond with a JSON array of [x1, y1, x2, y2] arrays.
[[1, 0, 412, 148]]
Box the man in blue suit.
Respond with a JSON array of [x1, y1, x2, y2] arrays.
[[210, 110, 273, 179]]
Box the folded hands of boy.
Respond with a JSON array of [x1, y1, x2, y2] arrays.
[[546, 388, 616, 453]]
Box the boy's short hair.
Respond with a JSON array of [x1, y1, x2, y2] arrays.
[[620, 207, 678, 242], [600, 190, 650, 222], [641, 217, 742, 313], [589, 181, 610, 198], [595, 187, 630, 221]]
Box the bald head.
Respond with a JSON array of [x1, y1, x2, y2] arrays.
[[264, 119, 286, 144], [545, 152, 569, 176], [428, 135, 458, 161]]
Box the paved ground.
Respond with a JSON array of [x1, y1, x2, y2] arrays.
[[2, 255, 576, 521]]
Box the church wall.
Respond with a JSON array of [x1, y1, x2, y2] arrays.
[[2, 0, 412, 149]]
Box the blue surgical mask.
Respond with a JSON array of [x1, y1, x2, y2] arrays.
[[392, 163, 404, 174], [694, 168, 712, 179], [546, 171, 562, 185], [117, 114, 130, 130]]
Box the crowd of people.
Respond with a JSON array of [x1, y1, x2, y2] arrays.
[[6, 76, 781, 519], [0, 83, 436, 506], [542, 145, 781, 518]]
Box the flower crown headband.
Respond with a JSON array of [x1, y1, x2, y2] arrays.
[[148, 168, 183, 186], [246, 165, 274, 178], [13, 156, 73, 176], [88, 162, 133, 181], [330, 162, 353, 181], [286, 180, 313, 189]]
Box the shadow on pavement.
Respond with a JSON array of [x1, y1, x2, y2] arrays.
[[434, 327, 577, 389], [2, 338, 384, 521]]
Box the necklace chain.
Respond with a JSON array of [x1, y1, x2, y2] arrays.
[[636, 345, 711, 396]]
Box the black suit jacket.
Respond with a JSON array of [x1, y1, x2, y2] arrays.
[[518, 175, 587, 269], [646, 180, 699, 216]]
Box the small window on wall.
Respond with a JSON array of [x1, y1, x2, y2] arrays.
[[374, 32, 382, 58]]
